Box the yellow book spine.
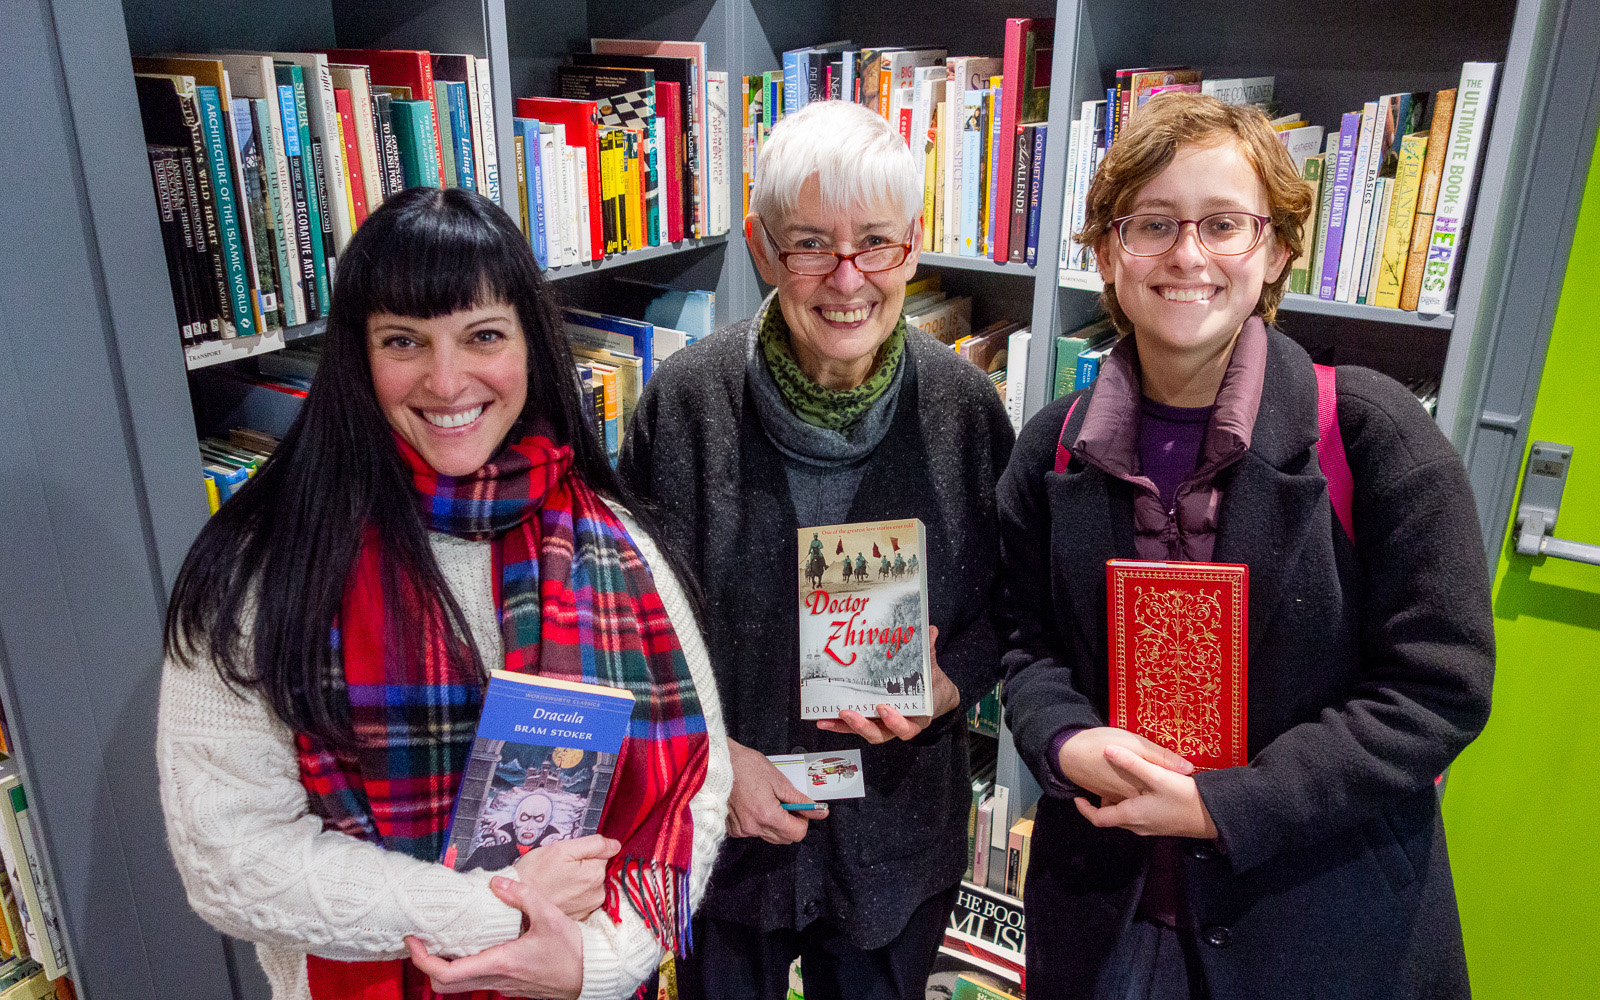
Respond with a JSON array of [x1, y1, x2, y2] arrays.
[[627, 132, 644, 250], [931, 104, 945, 251], [205, 476, 221, 515], [1373, 133, 1429, 309], [923, 125, 937, 240]]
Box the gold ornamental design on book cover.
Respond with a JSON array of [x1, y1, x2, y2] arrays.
[[798, 518, 931, 720]]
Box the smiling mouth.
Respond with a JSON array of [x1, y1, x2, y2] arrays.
[[817, 305, 874, 325], [1159, 286, 1219, 303], [420, 404, 485, 429]]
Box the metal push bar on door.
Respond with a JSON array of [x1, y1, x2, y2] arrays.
[[1514, 442, 1600, 566]]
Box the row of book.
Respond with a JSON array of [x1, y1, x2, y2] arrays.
[[134, 50, 501, 347], [1051, 317, 1118, 399], [0, 759, 71, 992], [740, 19, 1056, 265], [903, 274, 1034, 433], [512, 39, 732, 269], [966, 757, 1037, 899], [967, 684, 1001, 737], [1057, 62, 1498, 317]]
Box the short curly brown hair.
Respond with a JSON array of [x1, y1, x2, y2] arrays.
[[1077, 92, 1314, 334]]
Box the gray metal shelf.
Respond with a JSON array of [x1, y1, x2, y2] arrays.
[[285, 318, 328, 342], [919, 251, 1037, 277], [545, 235, 728, 280]]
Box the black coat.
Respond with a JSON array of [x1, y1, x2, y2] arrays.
[[619, 321, 1014, 947], [997, 329, 1494, 999]]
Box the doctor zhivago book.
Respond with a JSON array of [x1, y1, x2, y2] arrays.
[[798, 518, 931, 720], [1106, 560, 1249, 770], [442, 670, 634, 872]]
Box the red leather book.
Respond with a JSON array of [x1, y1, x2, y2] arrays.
[[657, 81, 684, 242], [322, 49, 446, 184], [516, 97, 605, 260], [1106, 560, 1249, 770]]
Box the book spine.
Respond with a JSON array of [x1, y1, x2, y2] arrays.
[[334, 90, 369, 225], [1004, 330, 1030, 432], [1312, 141, 1337, 298], [523, 122, 548, 267], [1418, 64, 1498, 315], [1347, 100, 1393, 302], [1060, 117, 1082, 270], [277, 84, 321, 320], [374, 94, 402, 196], [147, 146, 198, 344], [513, 133, 529, 235], [741, 76, 754, 219], [783, 50, 803, 119], [310, 138, 338, 292], [476, 67, 501, 205], [1006, 825, 1023, 896], [1358, 178, 1393, 303], [464, 58, 487, 194], [943, 63, 962, 255], [1025, 124, 1046, 266], [544, 126, 569, 263], [708, 72, 729, 237], [198, 86, 257, 338], [1073, 106, 1096, 267], [993, 19, 1027, 262], [349, 77, 384, 212], [175, 87, 231, 337], [574, 146, 594, 260], [450, 82, 477, 192], [288, 76, 332, 313], [1008, 125, 1032, 263], [1335, 103, 1378, 302], [253, 98, 300, 326], [1319, 113, 1361, 299], [436, 86, 459, 188], [1288, 154, 1324, 294], [961, 121, 982, 256], [1401, 90, 1457, 311], [1373, 133, 1428, 308], [233, 100, 284, 331]]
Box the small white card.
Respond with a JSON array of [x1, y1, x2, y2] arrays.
[[767, 749, 866, 801]]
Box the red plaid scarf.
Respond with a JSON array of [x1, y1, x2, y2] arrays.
[[296, 428, 708, 999]]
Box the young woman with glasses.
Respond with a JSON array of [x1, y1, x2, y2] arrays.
[[996, 93, 1494, 999], [618, 100, 1014, 1000]]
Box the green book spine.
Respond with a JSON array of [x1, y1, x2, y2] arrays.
[[1313, 144, 1338, 300], [436, 85, 459, 188], [1054, 335, 1088, 398], [392, 101, 442, 190], [1289, 155, 1324, 295], [196, 85, 257, 337], [278, 64, 330, 314]]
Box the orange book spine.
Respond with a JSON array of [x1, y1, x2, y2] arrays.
[[1399, 88, 1457, 311]]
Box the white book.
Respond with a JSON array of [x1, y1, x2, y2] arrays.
[[1363, 177, 1395, 302], [1087, 146, 1105, 270], [1277, 125, 1325, 174], [1072, 103, 1100, 272], [1418, 61, 1500, 315], [1358, 177, 1391, 302], [327, 64, 384, 213], [909, 68, 944, 193], [944, 57, 1004, 254], [884, 49, 946, 127], [651, 325, 689, 362], [476, 64, 501, 205], [1334, 101, 1379, 302], [1004, 330, 1031, 432], [1060, 116, 1083, 270], [574, 147, 593, 261], [707, 71, 731, 237], [461, 55, 487, 195], [562, 144, 581, 266], [538, 125, 565, 265], [215, 53, 305, 325], [1201, 76, 1274, 107], [259, 52, 355, 253]]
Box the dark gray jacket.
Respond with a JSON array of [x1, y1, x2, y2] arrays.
[[999, 328, 1495, 999], [619, 320, 1014, 948]]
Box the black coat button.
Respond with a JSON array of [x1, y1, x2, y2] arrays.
[[1190, 843, 1217, 861], [1203, 925, 1231, 948], [804, 900, 820, 917], [791, 746, 807, 755]]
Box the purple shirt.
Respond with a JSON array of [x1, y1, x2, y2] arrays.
[[1138, 396, 1214, 512]]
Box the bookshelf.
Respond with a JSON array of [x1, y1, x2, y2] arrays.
[[0, 0, 1594, 997]]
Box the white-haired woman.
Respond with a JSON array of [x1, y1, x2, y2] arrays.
[[619, 101, 1015, 1000]]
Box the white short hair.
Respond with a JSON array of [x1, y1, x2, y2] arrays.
[[750, 100, 922, 229]]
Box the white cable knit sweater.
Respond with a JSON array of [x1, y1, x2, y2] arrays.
[[157, 508, 731, 1000]]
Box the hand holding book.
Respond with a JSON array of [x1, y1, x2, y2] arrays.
[[511, 833, 621, 921], [404, 875, 583, 1000], [815, 626, 958, 744], [1071, 742, 1218, 840]]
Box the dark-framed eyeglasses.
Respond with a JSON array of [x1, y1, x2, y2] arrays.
[[1111, 212, 1273, 257], [760, 222, 914, 276]]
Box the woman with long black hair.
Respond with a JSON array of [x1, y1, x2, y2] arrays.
[[158, 187, 730, 1000]]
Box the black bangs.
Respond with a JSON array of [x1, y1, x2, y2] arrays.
[[333, 186, 535, 323]]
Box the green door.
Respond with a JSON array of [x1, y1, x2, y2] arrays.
[[1444, 137, 1600, 996]]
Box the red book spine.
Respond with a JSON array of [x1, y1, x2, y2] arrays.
[[516, 97, 605, 259], [1105, 560, 1250, 770], [657, 81, 684, 242], [992, 18, 1031, 262], [334, 88, 368, 225], [898, 106, 912, 146]]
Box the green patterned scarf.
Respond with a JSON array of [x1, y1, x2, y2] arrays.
[[759, 300, 906, 433]]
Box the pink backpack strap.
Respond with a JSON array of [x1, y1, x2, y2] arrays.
[[1053, 396, 1083, 474], [1314, 364, 1355, 543]]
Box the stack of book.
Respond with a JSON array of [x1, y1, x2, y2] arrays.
[[133, 50, 501, 351], [740, 19, 1056, 266], [1058, 62, 1498, 317], [517, 39, 732, 270], [200, 428, 279, 513], [565, 301, 698, 466], [1051, 317, 1117, 400], [0, 760, 72, 989], [967, 683, 1001, 737]]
